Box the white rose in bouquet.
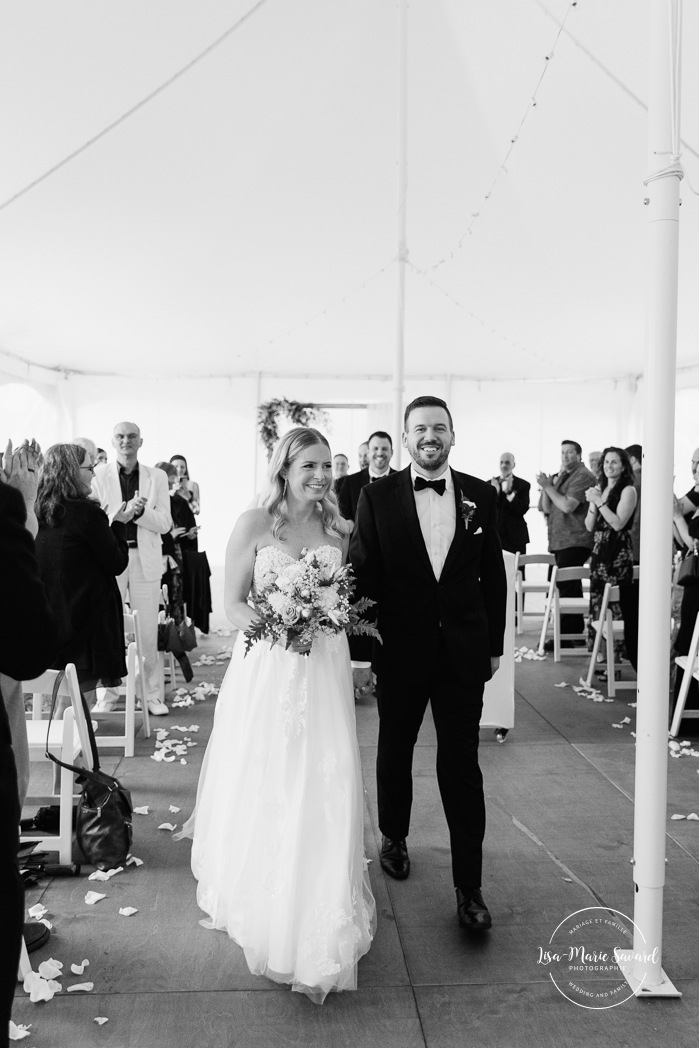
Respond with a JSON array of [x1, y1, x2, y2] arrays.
[[316, 586, 341, 613]]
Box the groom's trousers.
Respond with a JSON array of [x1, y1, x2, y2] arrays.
[[375, 643, 486, 890]]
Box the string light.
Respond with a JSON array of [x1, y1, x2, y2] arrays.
[[534, 0, 699, 162], [251, 258, 394, 351], [0, 0, 270, 214], [414, 0, 581, 276], [407, 260, 594, 381]]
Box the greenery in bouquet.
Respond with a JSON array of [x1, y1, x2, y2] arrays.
[[244, 547, 380, 656]]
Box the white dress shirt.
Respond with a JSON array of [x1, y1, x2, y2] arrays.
[[411, 464, 456, 580]]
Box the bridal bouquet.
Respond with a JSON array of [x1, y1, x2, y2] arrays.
[[244, 547, 380, 656]]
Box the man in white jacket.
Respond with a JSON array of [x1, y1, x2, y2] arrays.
[[92, 421, 172, 715]]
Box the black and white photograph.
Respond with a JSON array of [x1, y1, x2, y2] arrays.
[[2, 2, 699, 1046]]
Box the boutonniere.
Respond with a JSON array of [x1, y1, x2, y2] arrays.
[[460, 495, 477, 530]]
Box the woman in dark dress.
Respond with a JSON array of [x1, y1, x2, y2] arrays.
[[584, 447, 637, 669], [672, 449, 699, 723], [34, 443, 128, 706]]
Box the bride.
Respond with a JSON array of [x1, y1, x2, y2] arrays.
[[178, 427, 376, 1003]]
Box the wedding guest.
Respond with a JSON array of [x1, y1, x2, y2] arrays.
[[96, 448, 108, 464], [488, 451, 530, 556], [588, 450, 602, 475], [337, 431, 395, 523], [72, 436, 98, 466], [170, 454, 200, 515], [1, 441, 58, 984], [621, 443, 643, 668], [625, 444, 643, 565], [351, 395, 506, 930], [92, 422, 172, 716], [357, 441, 369, 470], [537, 440, 595, 649], [584, 448, 637, 674], [156, 462, 198, 616], [671, 448, 699, 722], [333, 453, 349, 481], [35, 444, 128, 712]]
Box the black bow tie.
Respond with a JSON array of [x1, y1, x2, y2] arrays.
[[414, 476, 446, 496]]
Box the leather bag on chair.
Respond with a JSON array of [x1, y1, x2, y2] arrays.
[[157, 617, 185, 656], [46, 672, 133, 871], [179, 617, 197, 652]]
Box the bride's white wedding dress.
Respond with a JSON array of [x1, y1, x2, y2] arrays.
[[178, 544, 376, 1003]]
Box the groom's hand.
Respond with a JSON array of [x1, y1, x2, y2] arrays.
[[490, 656, 500, 675]]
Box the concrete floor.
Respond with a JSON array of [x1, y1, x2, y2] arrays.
[[14, 622, 699, 1048]]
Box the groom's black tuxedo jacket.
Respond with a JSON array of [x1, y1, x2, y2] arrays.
[[349, 465, 507, 689]]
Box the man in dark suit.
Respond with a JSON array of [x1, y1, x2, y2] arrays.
[[488, 452, 530, 555], [336, 430, 396, 523], [350, 396, 506, 930]]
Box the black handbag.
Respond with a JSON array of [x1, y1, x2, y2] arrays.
[[46, 673, 133, 870], [677, 543, 699, 587], [179, 617, 197, 652], [158, 617, 185, 656]]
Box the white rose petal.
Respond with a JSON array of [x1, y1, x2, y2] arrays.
[[8, 1020, 31, 1040], [133, 805, 150, 815], [670, 814, 686, 820], [67, 982, 94, 993], [37, 959, 63, 979], [84, 891, 106, 905], [89, 867, 123, 881], [169, 805, 181, 813], [158, 822, 177, 831], [126, 855, 143, 867], [119, 906, 138, 916], [686, 812, 699, 821], [71, 960, 90, 975], [27, 904, 47, 919], [94, 1017, 109, 1025]]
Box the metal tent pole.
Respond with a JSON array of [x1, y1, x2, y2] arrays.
[[615, 0, 682, 999], [393, 0, 408, 465]]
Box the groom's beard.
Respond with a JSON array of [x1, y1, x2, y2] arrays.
[[409, 440, 450, 473]]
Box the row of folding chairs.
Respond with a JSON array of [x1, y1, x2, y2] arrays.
[[515, 553, 638, 693]]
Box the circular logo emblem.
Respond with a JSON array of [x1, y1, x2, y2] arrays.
[[537, 906, 648, 1009]]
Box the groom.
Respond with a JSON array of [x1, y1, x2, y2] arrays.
[[350, 395, 506, 930]]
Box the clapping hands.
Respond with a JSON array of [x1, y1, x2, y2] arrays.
[[1, 437, 42, 501], [114, 490, 147, 523], [585, 485, 602, 507]]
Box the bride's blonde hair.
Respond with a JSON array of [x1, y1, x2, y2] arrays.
[[264, 427, 343, 540]]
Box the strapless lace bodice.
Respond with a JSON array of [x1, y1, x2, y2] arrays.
[[252, 544, 342, 595]]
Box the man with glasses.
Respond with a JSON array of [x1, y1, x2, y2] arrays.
[[92, 422, 172, 715]]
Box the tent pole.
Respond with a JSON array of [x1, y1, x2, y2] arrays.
[[393, 0, 408, 464], [616, 0, 682, 999]]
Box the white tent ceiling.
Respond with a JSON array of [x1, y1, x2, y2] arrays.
[[2, 0, 699, 385]]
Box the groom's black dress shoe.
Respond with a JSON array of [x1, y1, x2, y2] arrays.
[[380, 836, 410, 880], [456, 887, 492, 931]]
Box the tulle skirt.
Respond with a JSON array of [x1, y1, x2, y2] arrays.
[[178, 633, 376, 1003]]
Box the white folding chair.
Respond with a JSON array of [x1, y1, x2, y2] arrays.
[[514, 553, 556, 635], [538, 565, 590, 661], [22, 664, 93, 864], [671, 610, 699, 737], [585, 567, 639, 695], [92, 610, 150, 754]]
